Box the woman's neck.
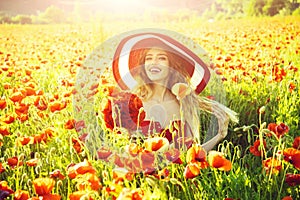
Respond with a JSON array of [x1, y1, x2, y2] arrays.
[[149, 83, 175, 103]]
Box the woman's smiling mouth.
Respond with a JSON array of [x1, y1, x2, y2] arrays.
[[149, 67, 162, 73]]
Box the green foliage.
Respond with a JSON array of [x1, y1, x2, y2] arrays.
[[202, 0, 299, 19], [0, 15, 13, 24], [11, 15, 32, 24], [263, 0, 290, 16], [292, 7, 300, 15], [38, 5, 66, 24]]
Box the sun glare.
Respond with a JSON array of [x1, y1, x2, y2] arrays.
[[72, 0, 150, 13]]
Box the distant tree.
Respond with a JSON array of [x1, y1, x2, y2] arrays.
[[263, 0, 290, 15], [215, 0, 245, 15], [202, 3, 219, 19], [12, 15, 32, 24], [0, 12, 12, 24], [40, 5, 66, 23], [290, 0, 300, 10], [245, 0, 266, 16]]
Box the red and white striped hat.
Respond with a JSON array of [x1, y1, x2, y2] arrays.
[[112, 32, 210, 94]]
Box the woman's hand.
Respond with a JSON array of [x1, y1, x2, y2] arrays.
[[212, 103, 230, 139]]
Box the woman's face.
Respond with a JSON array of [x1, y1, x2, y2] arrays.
[[144, 48, 170, 85]]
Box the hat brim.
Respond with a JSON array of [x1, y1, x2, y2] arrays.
[[112, 32, 210, 94]]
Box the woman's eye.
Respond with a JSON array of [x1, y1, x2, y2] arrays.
[[145, 57, 152, 61], [159, 56, 167, 61]]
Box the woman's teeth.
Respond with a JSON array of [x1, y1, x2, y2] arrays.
[[150, 67, 161, 72]]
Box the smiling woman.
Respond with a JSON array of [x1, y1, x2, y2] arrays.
[[112, 32, 238, 151]]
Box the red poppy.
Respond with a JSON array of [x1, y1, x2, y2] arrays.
[[112, 167, 134, 183], [184, 163, 201, 179], [0, 162, 5, 173], [7, 156, 23, 168], [16, 113, 29, 122], [67, 159, 97, 179], [154, 168, 170, 180], [285, 173, 300, 186], [9, 91, 25, 103], [282, 196, 293, 200], [186, 145, 207, 164], [15, 103, 30, 116], [65, 119, 76, 129], [165, 148, 182, 164], [283, 148, 300, 161], [124, 157, 142, 172], [26, 158, 39, 167], [283, 148, 300, 169], [249, 139, 266, 157], [117, 188, 144, 200], [33, 133, 48, 144], [69, 191, 93, 200], [34, 96, 48, 111], [78, 133, 88, 142], [102, 99, 114, 130], [49, 169, 66, 180], [208, 151, 232, 171], [0, 99, 6, 110], [24, 86, 36, 96], [171, 83, 192, 100], [267, 122, 289, 138], [102, 91, 145, 131], [272, 66, 286, 82], [0, 126, 10, 136], [126, 143, 143, 157], [38, 193, 61, 200], [72, 137, 83, 154], [97, 147, 112, 160], [14, 189, 30, 200], [75, 120, 86, 132], [16, 136, 32, 146], [3, 83, 11, 89], [141, 151, 155, 171], [3, 114, 15, 124], [144, 137, 169, 152], [49, 101, 67, 112], [44, 127, 55, 138], [293, 136, 300, 150], [276, 123, 289, 137], [111, 154, 125, 168], [0, 181, 14, 198], [263, 158, 282, 174], [291, 154, 300, 170], [32, 178, 55, 196], [76, 173, 101, 191], [289, 82, 296, 92]]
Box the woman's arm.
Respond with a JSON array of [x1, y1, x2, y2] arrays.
[[201, 103, 230, 151]]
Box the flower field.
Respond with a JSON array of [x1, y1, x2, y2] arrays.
[[0, 16, 300, 200]]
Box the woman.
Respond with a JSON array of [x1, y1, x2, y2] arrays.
[[112, 32, 238, 151]]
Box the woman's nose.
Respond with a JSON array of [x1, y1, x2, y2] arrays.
[[152, 57, 159, 64]]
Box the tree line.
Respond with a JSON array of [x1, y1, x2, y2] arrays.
[[0, 0, 299, 24], [202, 0, 300, 19]]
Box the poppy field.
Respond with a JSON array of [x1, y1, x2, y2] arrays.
[[0, 16, 300, 200]]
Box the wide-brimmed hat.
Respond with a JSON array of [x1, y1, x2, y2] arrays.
[[112, 32, 210, 94]]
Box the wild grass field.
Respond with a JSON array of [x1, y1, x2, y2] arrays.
[[0, 16, 300, 200]]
